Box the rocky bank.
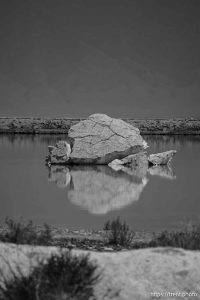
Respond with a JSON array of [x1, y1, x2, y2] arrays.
[[0, 117, 200, 134]]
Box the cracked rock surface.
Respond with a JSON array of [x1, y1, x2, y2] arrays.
[[68, 114, 148, 164]]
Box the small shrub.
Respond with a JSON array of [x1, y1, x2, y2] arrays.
[[0, 218, 52, 246], [0, 250, 99, 300], [0, 271, 38, 300], [130, 224, 200, 250], [104, 217, 134, 246], [148, 224, 200, 250]]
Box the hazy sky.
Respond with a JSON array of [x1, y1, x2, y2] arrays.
[[0, 0, 200, 118]]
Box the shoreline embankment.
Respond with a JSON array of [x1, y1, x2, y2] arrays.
[[0, 117, 200, 134]]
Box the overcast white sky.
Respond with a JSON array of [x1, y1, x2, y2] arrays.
[[0, 0, 200, 118]]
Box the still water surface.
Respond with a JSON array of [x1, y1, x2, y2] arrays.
[[0, 134, 200, 231]]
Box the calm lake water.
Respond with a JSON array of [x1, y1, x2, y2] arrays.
[[0, 134, 200, 232]]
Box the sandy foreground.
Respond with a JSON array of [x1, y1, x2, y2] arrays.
[[0, 242, 200, 300]]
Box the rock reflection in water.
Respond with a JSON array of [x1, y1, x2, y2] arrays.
[[48, 166, 71, 188], [47, 165, 148, 214], [148, 165, 176, 180]]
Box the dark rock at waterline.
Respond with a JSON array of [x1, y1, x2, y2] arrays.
[[47, 114, 148, 165], [47, 141, 71, 164]]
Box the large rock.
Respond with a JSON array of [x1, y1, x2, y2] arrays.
[[66, 114, 147, 164], [148, 150, 177, 166]]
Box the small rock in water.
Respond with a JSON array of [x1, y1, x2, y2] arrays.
[[47, 141, 71, 164], [148, 150, 177, 166], [108, 152, 148, 178]]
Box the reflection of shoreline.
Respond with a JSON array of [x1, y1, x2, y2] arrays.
[[1, 133, 200, 147], [47, 165, 149, 214]]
